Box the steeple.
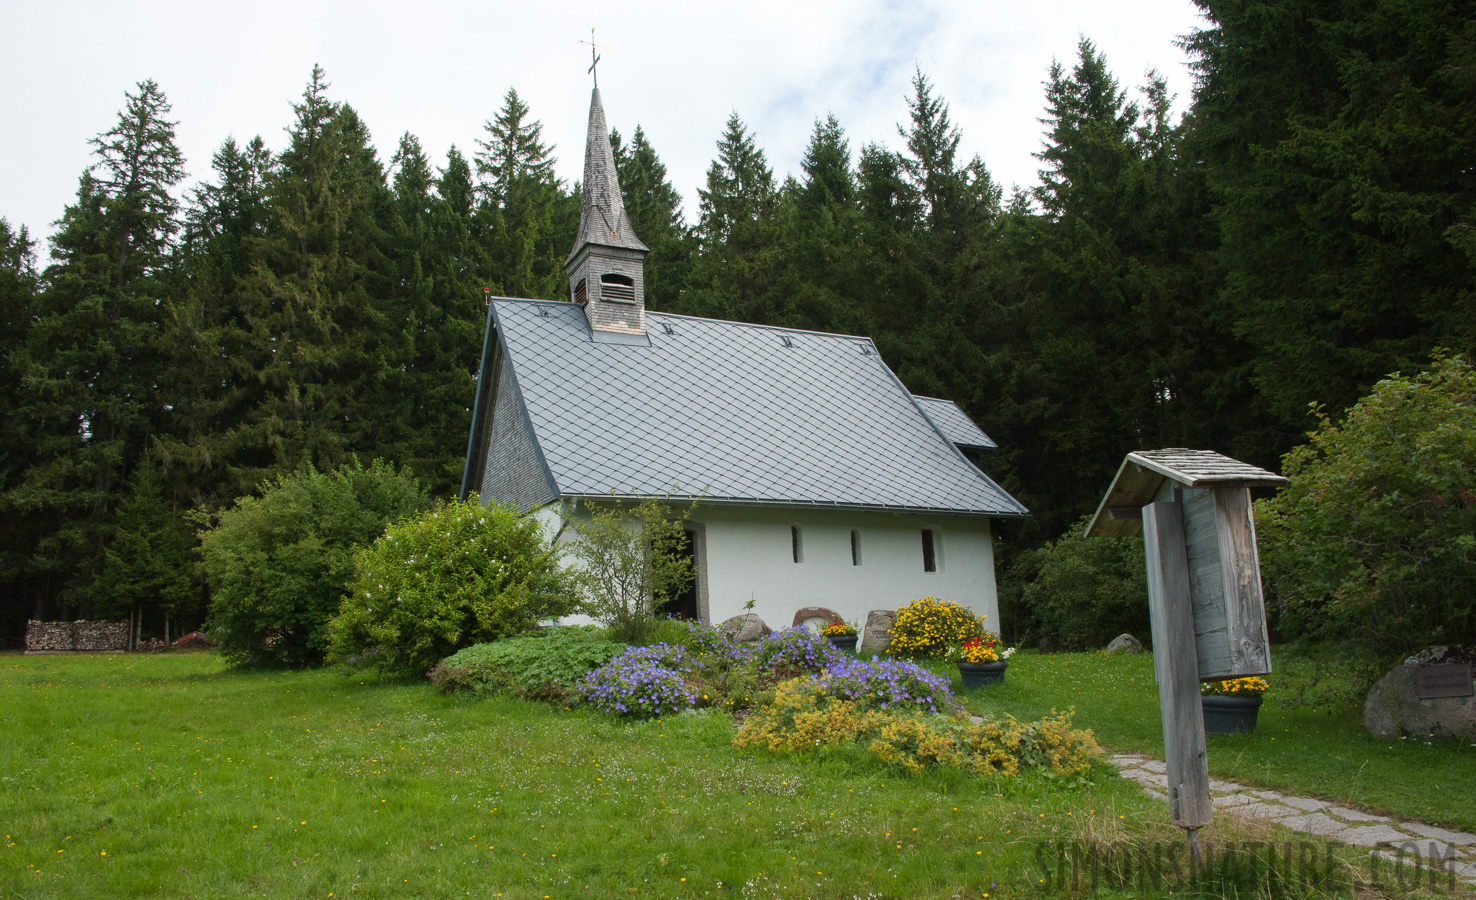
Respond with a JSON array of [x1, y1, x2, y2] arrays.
[[564, 86, 649, 335]]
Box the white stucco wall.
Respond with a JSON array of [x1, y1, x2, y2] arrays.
[[694, 506, 999, 631], [538, 502, 1002, 633]]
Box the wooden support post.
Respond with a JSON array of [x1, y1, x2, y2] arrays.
[[1143, 499, 1213, 830]]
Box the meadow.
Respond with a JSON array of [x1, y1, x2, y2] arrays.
[[0, 648, 1464, 898]]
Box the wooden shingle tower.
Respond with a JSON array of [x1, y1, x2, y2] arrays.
[[564, 87, 649, 336]]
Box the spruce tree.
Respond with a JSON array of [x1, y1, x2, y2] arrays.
[[1189, 0, 1476, 434], [14, 80, 185, 616], [610, 126, 693, 311], [474, 88, 573, 301], [685, 112, 781, 321], [0, 220, 39, 633]]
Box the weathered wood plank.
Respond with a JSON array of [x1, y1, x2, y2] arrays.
[[1143, 500, 1213, 829], [1214, 487, 1272, 676], [1183, 488, 1233, 679]]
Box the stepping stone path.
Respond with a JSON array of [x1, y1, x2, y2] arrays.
[[1108, 752, 1476, 885]]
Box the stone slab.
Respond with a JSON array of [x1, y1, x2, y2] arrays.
[[1279, 796, 1330, 812], [1402, 822, 1476, 846], [1325, 806, 1388, 823], [1237, 802, 1298, 819], [1140, 760, 1166, 774], [1212, 794, 1253, 808], [1250, 789, 1285, 801], [1273, 813, 1349, 836], [1338, 824, 1412, 847]]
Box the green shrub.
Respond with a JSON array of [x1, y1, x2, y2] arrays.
[[199, 460, 428, 667], [884, 596, 987, 659], [1258, 354, 1476, 652], [428, 626, 626, 700], [327, 497, 575, 676], [567, 498, 694, 644], [1010, 516, 1149, 651]]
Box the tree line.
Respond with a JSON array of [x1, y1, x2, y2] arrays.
[[2, 0, 1472, 646]]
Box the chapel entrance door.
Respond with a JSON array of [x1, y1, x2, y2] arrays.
[[658, 529, 699, 621]]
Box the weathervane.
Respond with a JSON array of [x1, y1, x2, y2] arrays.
[[580, 28, 608, 87]]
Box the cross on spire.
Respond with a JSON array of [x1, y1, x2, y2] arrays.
[[579, 29, 606, 87]]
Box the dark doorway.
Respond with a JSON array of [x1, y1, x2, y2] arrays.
[[658, 529, 699, 620]]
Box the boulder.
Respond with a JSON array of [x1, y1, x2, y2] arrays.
[[719, 613, 771, 644], [1364, 647, 1476, 739], [1106, 633, 1144, 655], [859, 609, 896, 654]]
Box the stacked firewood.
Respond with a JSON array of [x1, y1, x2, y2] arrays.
[[25, 620, 130, 652]]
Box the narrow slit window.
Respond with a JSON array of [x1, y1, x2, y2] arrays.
[[921, 529, 936, 573], [850, 530, 862, 566], [791, 526, 803, 564]]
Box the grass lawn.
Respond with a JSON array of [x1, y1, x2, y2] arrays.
[[0, 652, 1227, 899], [953, 647, 1476, 834], [0, 649, 1462, 898]]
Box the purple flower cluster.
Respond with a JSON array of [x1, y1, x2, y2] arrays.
[[618, 642, 693, 671], [809, 657, 958, 714], [580, 648, 697, 718], [676, 620, 735, 656], [752, 627, 846, 673]]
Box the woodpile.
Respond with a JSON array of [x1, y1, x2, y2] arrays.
[[25, 620, 130, 653]]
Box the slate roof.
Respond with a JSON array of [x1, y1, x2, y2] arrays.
[[913, 396, 997, 449], [488, 297, 1026, 517]]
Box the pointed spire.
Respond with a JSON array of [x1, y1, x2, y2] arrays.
[[569, 87, 647, 260]]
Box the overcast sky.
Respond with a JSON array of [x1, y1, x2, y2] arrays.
[[1, 0, 1208, 247]]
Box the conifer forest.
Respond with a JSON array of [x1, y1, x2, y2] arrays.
[[1, 0, 1472, 646]]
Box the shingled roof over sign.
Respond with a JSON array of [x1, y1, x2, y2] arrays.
[[475, 297, 1027, 517]]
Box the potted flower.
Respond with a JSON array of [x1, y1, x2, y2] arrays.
[[1200, 676, 1268, 734], [822, 620, 859, 652], [955, 635, 1013, 687]]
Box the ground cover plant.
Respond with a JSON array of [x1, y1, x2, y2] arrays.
[[328, 497, 573, 676], [2, 652, 1384, 899], [428, 626, 626, 700], [954, 647, 1476, 834]]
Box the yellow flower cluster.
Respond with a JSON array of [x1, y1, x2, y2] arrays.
[[885, 596, 986, 659], [1201, 676, 1270, 696], [821, 621, 856, 637], [734, 679, 1099, 778]]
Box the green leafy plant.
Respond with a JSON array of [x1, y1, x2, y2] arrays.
[[1005, 515, 1149, 651], [199, 459, 429, 667], [328, 497, 574, 676], [428, 626, 626, 700], [1257, 354, 1476, 653], [566, 498, 695, 644]]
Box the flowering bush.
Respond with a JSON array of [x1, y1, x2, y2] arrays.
[[822, 621, 857, 637], [580, 649, 697, 717], [752, 627, 846, 674], [1201, 676, 1269, 696], [885, 597, 988, 659], [809, 658, 958, 714], [734, 679, 1098, 777], [327, 497, 573, 676]]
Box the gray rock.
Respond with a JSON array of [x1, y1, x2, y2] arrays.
[[858, 609, 896, 654], [1105, 633, 1144, 655], [718, 613, 770, 644], [1364, 654, 1476, 739]]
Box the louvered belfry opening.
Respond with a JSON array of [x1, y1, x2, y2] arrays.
[[563, 86, 649, 335]]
